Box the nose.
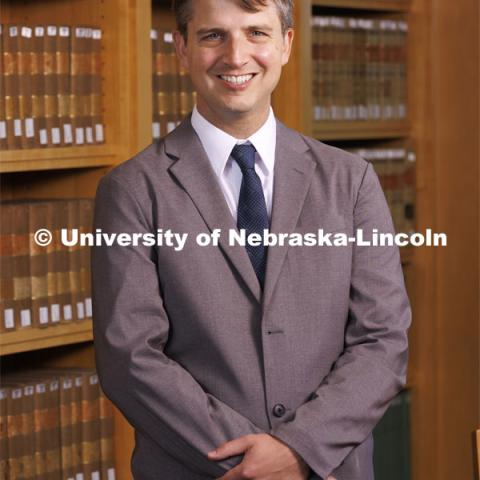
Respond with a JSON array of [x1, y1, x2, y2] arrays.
[[222, 35, 249, 69]]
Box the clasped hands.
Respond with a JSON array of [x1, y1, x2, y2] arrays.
[[208, 433, 336, 480]]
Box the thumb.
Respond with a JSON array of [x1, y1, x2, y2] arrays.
[[208, 435, 254, 460]]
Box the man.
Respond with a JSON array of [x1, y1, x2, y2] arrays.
[[92, 0, 411, 479]]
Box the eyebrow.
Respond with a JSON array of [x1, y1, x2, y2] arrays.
[[195, 24, 274, 37]]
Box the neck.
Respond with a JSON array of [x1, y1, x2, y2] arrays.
[[196, 101, 271, 139]]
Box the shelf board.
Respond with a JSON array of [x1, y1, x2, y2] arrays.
[[0, 145, 119, 173], [312, 0, 410, 12], [313, 120, 410, 140], [0, 320, 93, 356]]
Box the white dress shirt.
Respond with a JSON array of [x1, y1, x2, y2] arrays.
[[191, 105, 276, 223]]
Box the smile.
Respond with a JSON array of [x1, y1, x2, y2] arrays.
[[218, 74, 255, 86]]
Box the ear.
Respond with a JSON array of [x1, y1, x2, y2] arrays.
[[173, 30, 189, 70], [281, 28, 294, 66]]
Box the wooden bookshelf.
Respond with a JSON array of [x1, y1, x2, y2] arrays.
[[0, 320, 93, 356], [2, 0, 478, 480]]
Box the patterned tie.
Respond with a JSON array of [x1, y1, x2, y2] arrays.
[[231, 143, 269, 287]]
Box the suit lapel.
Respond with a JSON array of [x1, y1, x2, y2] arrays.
[[164, 118, 262, 303], [262, 121, 316, 309]]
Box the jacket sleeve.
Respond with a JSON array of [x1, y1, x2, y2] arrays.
[[271, 163, 411, 479], [91, 174, 263, 478]]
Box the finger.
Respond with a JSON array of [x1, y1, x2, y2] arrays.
[[208, 435, 254, 460], [216, 464, 245, 480]]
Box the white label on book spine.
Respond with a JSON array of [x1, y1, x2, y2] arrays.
[[20, 309, 31, 327], [35, 27, 45, 37], [50, 380, 59, 391], [90, 374, 98, 385], [93, 29, 102, 40], [47, 26, 57, 36], [36, 383, 46, 394], [63, 304, 73, 321], [12, 389, 22, 399], [52, 127, 61, 144], [152, 122, 160, 139], [164, 32, 173, 43], [76, 473, 84, 480], [95, 124, 104, 143], [22, 27, 32, 38], [14, 119, 22, 136], [63, 378, 73, 389], [91, 471, 100, 480], [51, 304, 60, 323], [39, 306, 49, 324], [76, 28, 85, 38], [167, 122, 176, 133], [59, 26, 69, 37], [150, 29, 158, 40], [24, 386, 34, 395], [77, 301, 85, 319], [107, 468, 116, 480], [4, 309, 14, 329], [85, 28, 93, 38], [86, 126, 94, 144], [0, 390, 7, 401], [75, 376, 83, 387], [0, 121, 6, 139], [75, 127, 85, 145], [25, 118, 34, 138], [9, 27, 18, 37], [39, 129, 48, 145], [85, 297, 92, 317], [63, 124, 73, 143]]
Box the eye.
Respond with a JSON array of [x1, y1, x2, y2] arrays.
[[203, 32, 223, 41], [250, 30, 267, 37]]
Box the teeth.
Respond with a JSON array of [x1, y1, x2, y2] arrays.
[[220, 74, 253, 85]]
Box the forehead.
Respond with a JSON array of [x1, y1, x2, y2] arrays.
[[188, 0, 281, 28]]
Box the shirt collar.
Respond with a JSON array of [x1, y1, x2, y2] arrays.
[[191, 105, 276, 179]]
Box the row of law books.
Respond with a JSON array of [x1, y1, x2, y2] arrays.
[[347, 146, 415, 235], [0, 198, 94, 332], [0, 368, 116, 480], [151, 28, 197, 140], [0, 24, 105, 151], [312, 16, 408, 122]]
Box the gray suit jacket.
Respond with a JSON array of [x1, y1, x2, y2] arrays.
[[92, 117, 410, 480]]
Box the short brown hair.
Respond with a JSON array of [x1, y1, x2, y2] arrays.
[[172, 0, 294, 39]]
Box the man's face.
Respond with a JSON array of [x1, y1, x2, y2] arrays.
[[174, 0, 293, 124]]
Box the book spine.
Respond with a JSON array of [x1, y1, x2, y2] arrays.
[[58, 26, 72, 146], [99, 391, 116, 480], [18, 26, 36, 148], [164, 31, 178, 133], [45, 378, 61, 480], [6, 386, 23, 479], [91, 28, 104, 144], [78, 198, 93, 319], [21, 384, 36, 479], [0, 25, 8, 149], [81, 372, 101, 480], [84, 27, 94, 145], [66, 199, 83, 321], [70, 27, 86, 146], [29, 202, 50, 328], [4, 25, 22, 149], [44, 26, 60, 147], [71, 374, 83, 480], [45, 201, 60, 324], [0, 202, 15, 331], [56, 200, 74, 323], [33, 26, 48, 147], [59, 375, 75, 480], [12, 202, 32, 330], [151, 29, 160, 140], [0, 388, 8, 478]]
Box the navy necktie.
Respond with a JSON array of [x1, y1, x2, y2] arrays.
[[231, 143, 269, 287]]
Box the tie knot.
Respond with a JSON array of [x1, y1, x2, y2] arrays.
[[231, 143, 256, 172]]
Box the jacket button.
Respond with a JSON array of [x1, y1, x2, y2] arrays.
[[272, 403, 286, 418]]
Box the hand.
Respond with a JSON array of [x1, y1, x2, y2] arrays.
[[208, 433, 310, 479]]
